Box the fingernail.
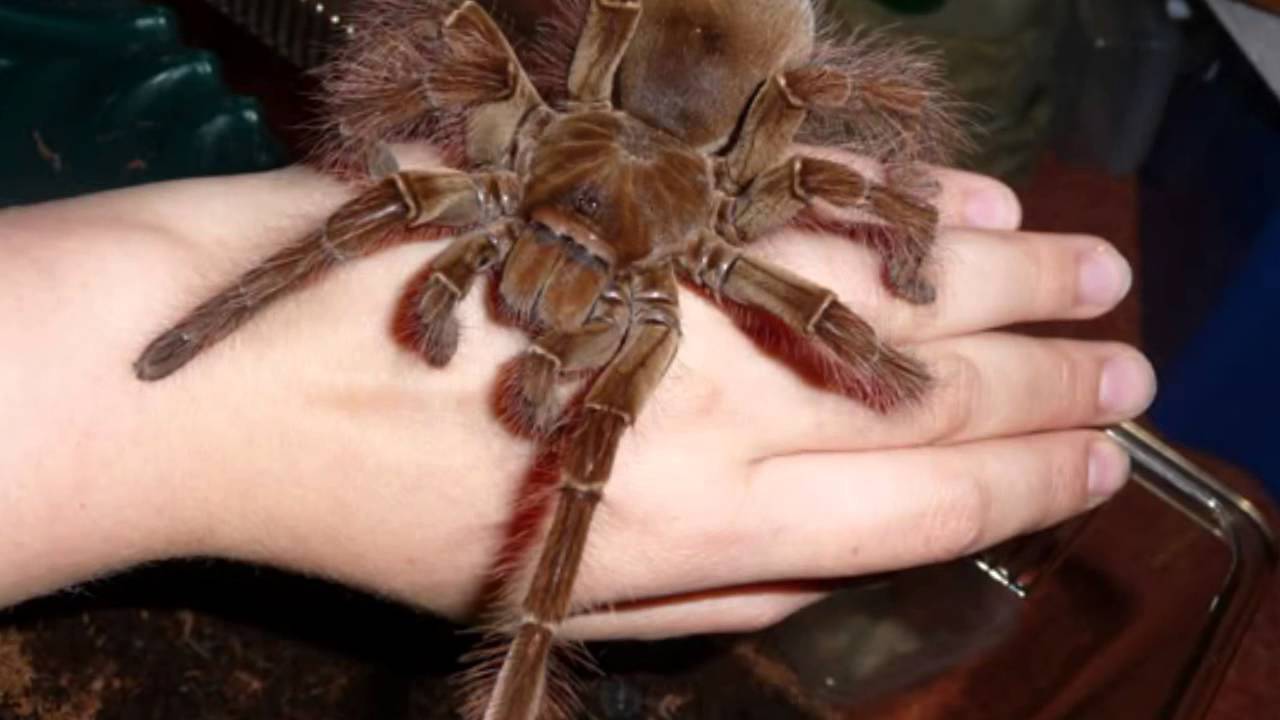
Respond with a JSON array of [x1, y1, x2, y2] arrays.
[[1078, 245, 1132, 309], [1088, 439, 1130, 503], [965, 188, 1019, 228], [1098, 353, 1157, 417]]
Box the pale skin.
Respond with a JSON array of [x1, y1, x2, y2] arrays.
[[0, 154, 1155, 641]]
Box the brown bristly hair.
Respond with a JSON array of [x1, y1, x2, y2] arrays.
[[428, 1, 524, 107], [312, 0, 465, 176], [800, 15, 974, 168], [312, 0, 595, 179], [789, 154, 941, 305], [516, 0, 590, 106], [699, 286, 930, 414], [452, 420, 601, 720]]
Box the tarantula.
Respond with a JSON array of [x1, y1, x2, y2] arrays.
[[134, 0, 961, 717]]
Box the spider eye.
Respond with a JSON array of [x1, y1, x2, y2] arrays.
[[572, 189, 601, 218]]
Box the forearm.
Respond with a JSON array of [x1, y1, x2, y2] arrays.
[[0, 171, 522, 615], [0, 197, 206, 605]]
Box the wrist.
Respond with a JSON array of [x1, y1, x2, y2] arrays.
[[0, 218, 206, 606]]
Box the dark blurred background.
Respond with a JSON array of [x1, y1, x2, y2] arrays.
[[1, 1, 1277, 719]]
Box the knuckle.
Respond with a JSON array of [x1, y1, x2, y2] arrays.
[[659, 362, 722, 420], [1027, 238, 1079, 314], [673, 378, 725, 424], [1041, 438, 1093, 523], [1041, 346, 1097, 424], [918, 472, 992, 560], [922, 354, 982, 444], [883, 296, 924, 343]]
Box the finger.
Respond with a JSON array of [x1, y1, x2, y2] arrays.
[[738, 432, 1130, 583], [797, 146, 1023, 230], [563, 583, 827, 641], [933, 167, 1024, 230], [746, 228, 1133, 344], [751, 334, 1155, 457], [577, 431, 1128, 609]]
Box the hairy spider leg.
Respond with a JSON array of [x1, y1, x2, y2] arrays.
[[437, 2, 549, 167], [134, 169, 516, 381], [732, 155, 940, 304], [483, 266, 681, 720], [511, 288, 631, 434], [317, 0, 547, 176], [414, 221, 519, 367], [718, 64, 941, 304], [567, 0, 642, 106], [681, 231, 927, 412], [365, 141, 401, 179], [136, 0, 551, 383], [804, 27, 971, 169], [718, 66, 851, 194]]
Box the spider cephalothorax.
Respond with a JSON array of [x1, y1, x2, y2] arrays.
[[134, 1, 962, 718]]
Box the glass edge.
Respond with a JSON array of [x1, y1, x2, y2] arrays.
[[1104, 421, 1278, 720]]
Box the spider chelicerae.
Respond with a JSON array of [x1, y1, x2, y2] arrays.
[[133, 0, 962, 717]]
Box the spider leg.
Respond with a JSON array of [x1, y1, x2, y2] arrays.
[[483, 266, 680, 720], [568, 0, 642, 106], [414, 222, 516, 367], [719, 66, 852, 194], [320, 1, 546, 174], [434, 2, 549, 166], [134, 169, 519, 381], [683, 232, 927, 411], [804, 28, 970, 168], [512, 287, 630, 434], [731, 155, 940, 304], [714, 61, 940, 304]]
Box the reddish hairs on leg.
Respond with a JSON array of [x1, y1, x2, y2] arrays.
[[493, 353, 567, 440], [813, 301, 930, 410], [717, 293, 928, 413], [452, 422, 595, 720], [793, 193, 939, 305]]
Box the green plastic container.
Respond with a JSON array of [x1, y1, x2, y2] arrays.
[[0, 1, 285, 207]]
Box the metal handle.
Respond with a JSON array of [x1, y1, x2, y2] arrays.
[[974, 421, 1277, 719]]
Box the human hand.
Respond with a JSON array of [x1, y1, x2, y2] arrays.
[[0, 156, 1154, 639]]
